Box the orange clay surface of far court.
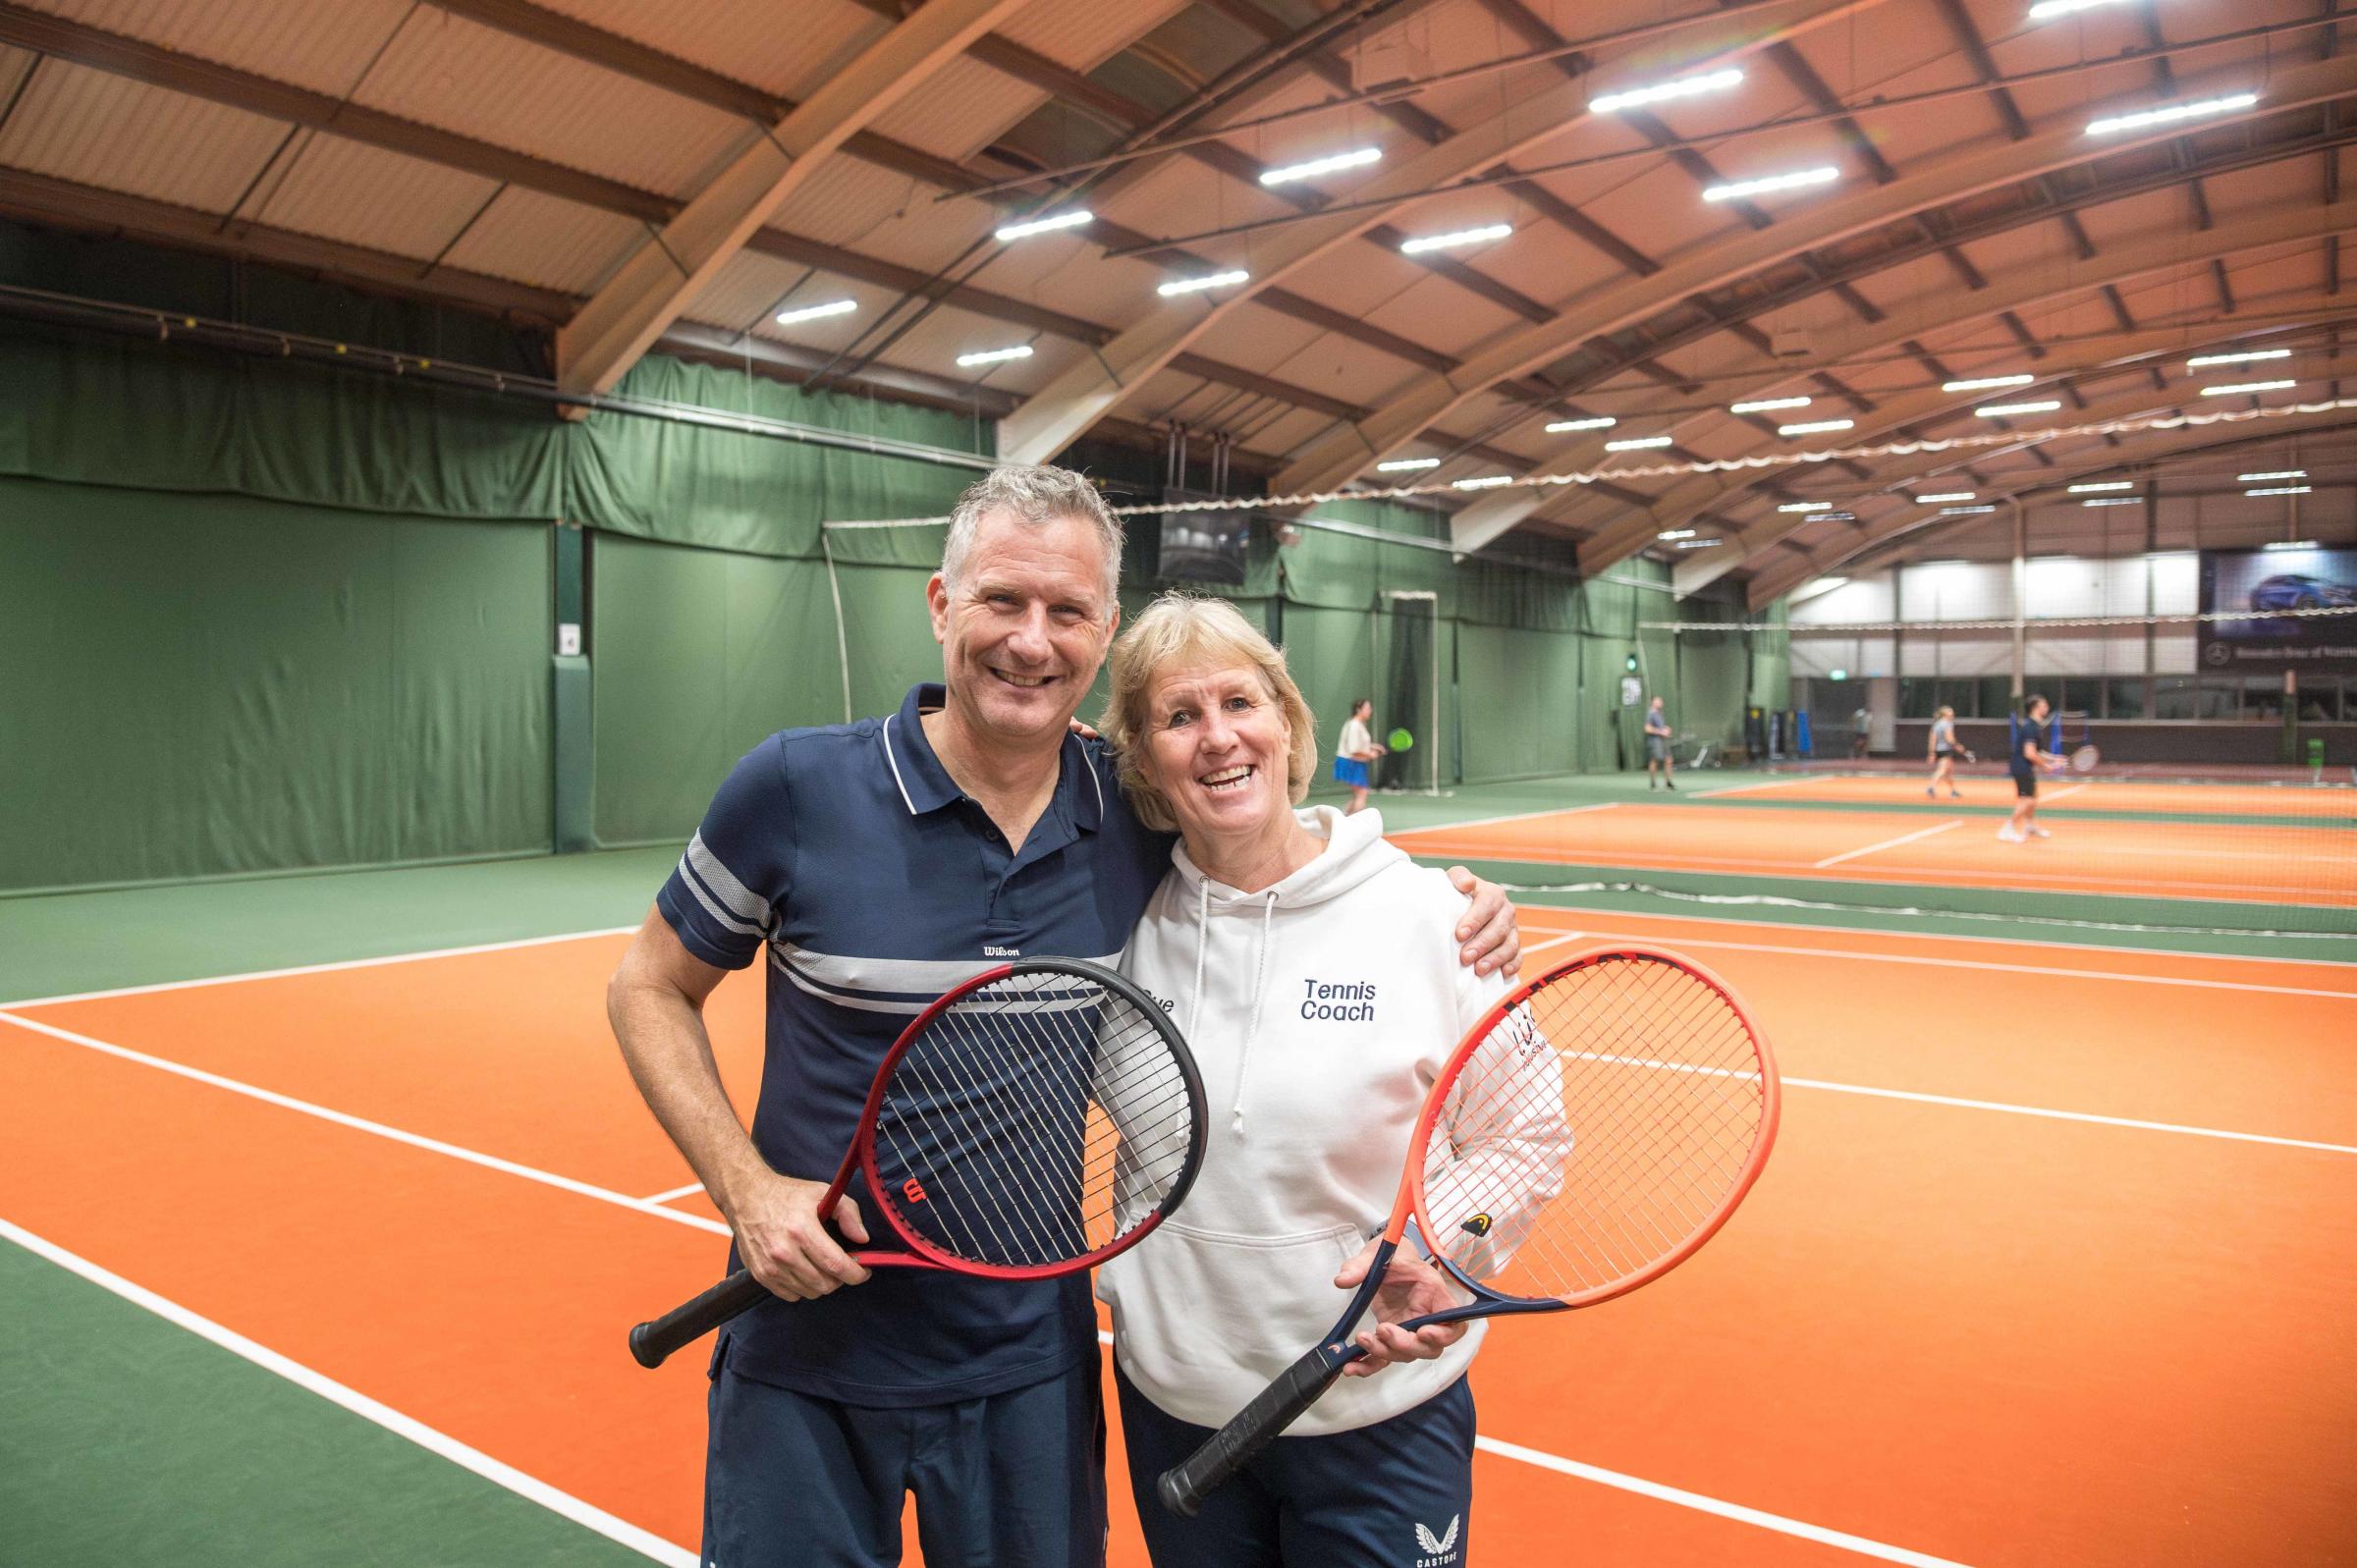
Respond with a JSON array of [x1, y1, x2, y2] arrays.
[[3, 895, 2354, 1568]]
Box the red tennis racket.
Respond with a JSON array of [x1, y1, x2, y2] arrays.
[[1158, 945, 1778, 1516], [630, 957, 1208, 1369]]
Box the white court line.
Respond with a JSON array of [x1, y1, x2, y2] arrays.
[[1784, 1077, 2357, 1157], [1, 926, 640, 1010], [642, 1182, 706, 1206], [0, 1009, 732, 1238], [1692, 776, 1824, 797], [1518, 931, 1589, 960], [2041, 782, 2092, 804], [1814, 819, 1962, 869], [0, 1218, 696, 1568], [1393, 801, 1619, 835]]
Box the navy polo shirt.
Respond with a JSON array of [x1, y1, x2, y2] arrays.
[[655, 683, 1175, 1406]]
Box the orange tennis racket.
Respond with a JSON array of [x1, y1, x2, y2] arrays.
[[1158, 945, 1779, 1517]]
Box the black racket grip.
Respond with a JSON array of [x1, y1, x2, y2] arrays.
[[630, 1270, 768, 1369], [1157, 1345, 1350, 1517]]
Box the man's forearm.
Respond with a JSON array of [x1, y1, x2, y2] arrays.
[[610, 982, 771, 1217]]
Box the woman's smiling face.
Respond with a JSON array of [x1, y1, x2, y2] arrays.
[[1137, 661, 1295, 851]]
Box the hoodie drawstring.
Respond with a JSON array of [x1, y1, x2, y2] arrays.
[[1190, 882, 1281, 1140]]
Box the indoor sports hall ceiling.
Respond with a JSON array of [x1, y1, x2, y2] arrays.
[[0, 0, 2346, 602]]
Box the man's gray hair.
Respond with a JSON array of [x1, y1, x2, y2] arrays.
[[941, 464, 1124, 608]]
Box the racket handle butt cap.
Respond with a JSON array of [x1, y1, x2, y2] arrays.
[[1157, 1345, 1347, 1517]]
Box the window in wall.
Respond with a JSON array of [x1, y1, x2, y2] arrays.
[[2244, 676, 2285, 722], [1899, 678, 1940, 719], [2154, 676, 2196, 719], [2056, 677, 2101, 720], [1978, 676, 2015, 717], [1936, 679, 1979, 718], [2296, 677, 2338, 723], [2105, 677, 2147, 720], [2198, 679, 2238, 719]]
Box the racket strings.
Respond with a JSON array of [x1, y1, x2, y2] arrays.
[[1421, 953, 1770, 1305], [871, 974, 1197, 1270]]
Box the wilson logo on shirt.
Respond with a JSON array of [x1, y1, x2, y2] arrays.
[[1299, 978, 1377, 1022], [1413, 1514, 1461, 1567]]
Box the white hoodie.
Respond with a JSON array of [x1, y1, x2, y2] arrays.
[[1099, 805, 1508, 1434]]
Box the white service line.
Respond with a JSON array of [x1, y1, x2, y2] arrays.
[[1785, 1076, 2357, 1157], [1394, 801, 1619, 835], [1691, 775, 1824, 797], [642, 1182, 707, 1206], [2041, 782, 2092, 804], [1, 926, 640, 1010], [1517, 931, 1589, 960], [0, 1009, 731, 1237], [1814, 819, 1963, 868], [0, 1218, 696, 1568]]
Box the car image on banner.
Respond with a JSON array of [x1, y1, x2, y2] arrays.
[[2201, 545, 2357, 673]]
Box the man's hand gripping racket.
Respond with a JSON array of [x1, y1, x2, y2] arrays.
[[630, 958, 1209, 1368], [1158, 946, 1779, 1516]]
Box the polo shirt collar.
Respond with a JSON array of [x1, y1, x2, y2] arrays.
[[880, 682, 1108, 834]]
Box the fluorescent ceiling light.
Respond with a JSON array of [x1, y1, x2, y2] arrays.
[[1399, 224, 1512, 255], [1606, 435, 1673, 451], [1943, 374, 2035, 393], [956, 345, 1034, 367], [1976, 400, 2061, 417], [1939, 505, 1997, 515], [1158, 270, 1249, 297], [2237, 470, 2305, 482], [1780, 418, 1854, 436], [2068, 481, 2134, 493], [1778, 501, 1834, 513], [2262, 540, 2319, 551], [1590, 68, 1743, 115], [1674, 538, 1723, 549], [1704, 166, 1839, 203], [1546, 415, 1617, 432], [1659, 528, 1699, 540], [2199, 380, 2296, 397], [2028, 0, 2132, 19], [993, 210, 1091, 242], [2082, 497, 2144, 508], [2248, 487, 2313, 498], [1375, 458, 1441, 471], [2187, 349, 2291, 369], [773, 298, 857, 326], [1730, 396, 1812, 414], [1453, 475, 1516, 489], [1818, 512, 1857, 522], [1260, 147, 1381, 186], [2087, 92, 2257, 137], [1916, 492, 1975, 504]]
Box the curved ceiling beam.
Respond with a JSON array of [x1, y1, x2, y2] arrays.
[[995, 0, 1895, 463], [1276, 52, 2357, 500], [1745, 400, 2357, 606], [556, 0, 1026, 398], [1481, 200, 2357, 568]]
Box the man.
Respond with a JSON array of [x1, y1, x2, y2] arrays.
[[606, 464, 1521, 1568], [1643, 695, 1676, 790], [2000, 693, 2062, 843], [1850, 704, 1873, 759]]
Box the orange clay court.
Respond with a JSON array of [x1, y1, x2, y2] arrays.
[[4, 814, 2353, 1568]]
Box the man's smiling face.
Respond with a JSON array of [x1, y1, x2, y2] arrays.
[[928, 511, 1117, 748]]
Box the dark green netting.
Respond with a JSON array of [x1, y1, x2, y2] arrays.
[[0, 476, 550, 892]]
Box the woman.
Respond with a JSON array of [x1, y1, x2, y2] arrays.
[[1926, 705, 1973, 798], [1333, 696, 1385, 815], [1097, 593, 1511, 1567]]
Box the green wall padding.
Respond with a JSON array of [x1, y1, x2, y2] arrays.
[[0, 478, 551, 892], [1457, 624, 1583, 782]]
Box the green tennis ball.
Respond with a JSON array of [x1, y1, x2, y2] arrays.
[[1388, 728, 1414, 751]]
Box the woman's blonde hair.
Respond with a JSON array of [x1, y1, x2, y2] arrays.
[[1101, 592, 1319, 833], [1938, 705, 1954, 719]]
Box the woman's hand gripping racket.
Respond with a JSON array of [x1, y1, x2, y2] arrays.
[[1157, 945, 1778, 1516], [630, 958, 1208, 1368]]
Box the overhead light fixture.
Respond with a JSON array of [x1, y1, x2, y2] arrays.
[[1658, 528, 1700, 540], [1674, 538, 1723, 549], [1818, 512, 1857, 522], [1943, 374, 2035, 393], [2199, 380, 2297, 397], [1939, 505, 1998, 515], [993, 210, 1092, 243], [2248, 486, 2313, 498], [1917, 492, 1976, 504], [1590, 68, 1744, 115], [1158, 269, 1249, 297], [2187, 348, 2291, 369], [2262, 540, 2319, 551], [1778, 501, 1834, 513], [2082, 497, 2144, 508], [2028, 0, 2132, 19], [1976, 400, 2061, 417], [1606, 435, 1674, 451], [1375, 457, 1441, 472], [2068, 481, 2135, 493], [1546, 415, 1617, 432], [2237, 470, 2306, 482], [1703, 166, 1839, 203], [2087, 92, 2258, 137], [1780, 418, 1854, 436], [956, 345, 1034, 367], [1399, 224, 1512, 254], [773, 298, 857, 326], [1259, 147, 1381, 186], [1730, 396, 1812, 414], [1453, 474, 1516, 489]]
